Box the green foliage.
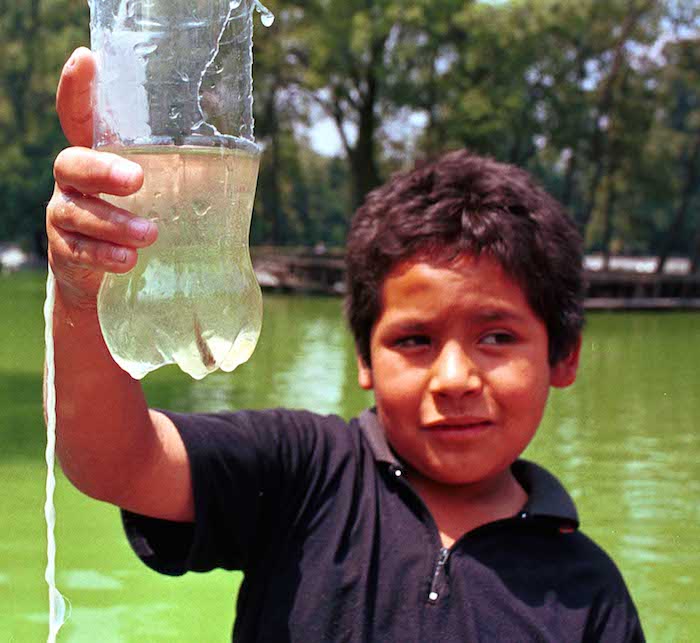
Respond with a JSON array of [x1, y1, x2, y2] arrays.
[[1, 0, 699, 261], [0, 0, 89, 253]]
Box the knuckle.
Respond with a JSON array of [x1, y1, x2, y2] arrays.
[[48, 242, 70, 275], [47, 248, 61, 275], [99, 243, 123, 266], [50, 182, 62, 203], [67, 235, 82, 256], [68, 235, 89, 262], [53, 147, 81, 183], [47, 193, 59, 222], [48, 244, 70, 271], [88, 152, 121, 186], [49, 191, 68, 219], [93, 202, 127, 238], [50, 192, 79, 228], [46, 229, 60, 257], [104, 205, 126, 227], [54, 148, 69, 165], [53, 149, 68, 180], [54, 146, 74, 168]]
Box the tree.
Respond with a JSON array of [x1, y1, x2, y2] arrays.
[[576, 0, 661, 237], [654, 36, 700, 273], [252, 1, 353, 247], [283, 0, 406, 209], [0, 0, 88, 255]]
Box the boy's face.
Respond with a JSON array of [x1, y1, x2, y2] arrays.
[[358, 253, 580, 489]]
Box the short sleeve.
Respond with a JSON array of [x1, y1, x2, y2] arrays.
[[584, 568, 645, 642], [121, 408, 353, 576]]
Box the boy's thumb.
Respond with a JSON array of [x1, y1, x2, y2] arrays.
[[56, 47, 96, 149]]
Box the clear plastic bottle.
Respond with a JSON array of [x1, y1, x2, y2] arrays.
[[89, 0, 272, 379]]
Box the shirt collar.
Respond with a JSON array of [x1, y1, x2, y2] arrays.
[[358, 408, 579, 529], [359, 408, 399, 465]]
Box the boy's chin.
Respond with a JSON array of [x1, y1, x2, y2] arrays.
[[408, 459, 519, 490]]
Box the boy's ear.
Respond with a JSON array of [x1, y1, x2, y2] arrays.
[[357, 355, 374, 390], [550, 335, 582, 388]]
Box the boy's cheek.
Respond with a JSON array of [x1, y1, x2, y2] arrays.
[[491, 357, 550, 391]]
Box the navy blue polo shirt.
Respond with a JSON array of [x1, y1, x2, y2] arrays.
[[123, 408, 644, 642]]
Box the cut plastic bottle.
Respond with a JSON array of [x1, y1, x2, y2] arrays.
[[89, 0, 272, 379]]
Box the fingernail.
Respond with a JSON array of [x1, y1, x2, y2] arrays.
[[112, 247, 128, 263], [128, 219, 153, 240], [111, 160, 141, 186]]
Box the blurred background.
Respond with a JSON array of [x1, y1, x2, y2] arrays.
[[1, 0, 699, 641], [1, 0, 699, 264]]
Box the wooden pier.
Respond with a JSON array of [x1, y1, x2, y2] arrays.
[[585, 271, 700, 310], [251, 250, 700, 310], [252, 250, 346, 295]]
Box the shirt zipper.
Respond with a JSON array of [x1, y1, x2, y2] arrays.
[[427, 547, 450, 604], [389, 465, 513, 605], [389, 466, 454, 605]]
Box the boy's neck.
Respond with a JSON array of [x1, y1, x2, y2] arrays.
[[406, 466, 527, 549]]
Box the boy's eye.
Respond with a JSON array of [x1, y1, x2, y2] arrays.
[[394, 335, 430, 349], [480, 332, 517, 346]]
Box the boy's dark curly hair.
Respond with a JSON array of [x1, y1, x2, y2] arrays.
[[345, 149, 585, 367]]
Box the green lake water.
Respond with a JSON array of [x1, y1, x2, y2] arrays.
[[1, 271, 699, 641]]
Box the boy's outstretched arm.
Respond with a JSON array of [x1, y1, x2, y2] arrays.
[[46, 47, 194, 523]]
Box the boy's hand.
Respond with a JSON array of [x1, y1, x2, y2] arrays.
[[47, 47, 157, 310], [46, 50, 194, 524]]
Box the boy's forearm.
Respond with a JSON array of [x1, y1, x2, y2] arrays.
[[48, 287, 159, 507]]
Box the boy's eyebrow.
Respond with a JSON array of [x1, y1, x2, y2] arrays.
[[385, 319, 429, 332], [385, 308, 528, 329], [471, 308, 528, 324]]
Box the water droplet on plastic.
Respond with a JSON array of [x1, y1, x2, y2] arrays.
[[169, 106, 181, 120], [177, 70, 190, 82], [148, 209, 160, 221], [253, 1, 274, 27], [133, 42, 157, 57]]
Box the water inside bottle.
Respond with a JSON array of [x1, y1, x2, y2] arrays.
[[97, 143, 262, 379]]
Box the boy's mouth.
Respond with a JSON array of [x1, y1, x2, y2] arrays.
[[423, 418, 493, 431]]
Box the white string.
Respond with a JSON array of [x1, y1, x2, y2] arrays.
[[43, 267, 70, 642]]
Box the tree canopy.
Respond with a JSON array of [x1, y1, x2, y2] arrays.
[[2, 0, 699, 269]]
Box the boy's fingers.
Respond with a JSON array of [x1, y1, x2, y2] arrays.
[[48, 225, 139, 276], [54, 147, 144, 197], [49, 189, 158, 249], [56, 47, 96, 148]]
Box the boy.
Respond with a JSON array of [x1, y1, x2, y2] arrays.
[[47, 48, 644, 641]]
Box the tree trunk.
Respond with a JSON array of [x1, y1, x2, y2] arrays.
[[425, 52, 441, 159], [578, 0, 655, 232], [260, 76, 285, 246], [655, 130, 700, 274], [347, 32, 385, 211], [601, 167, 619, 271], [349, 94, 381, 210], [690, 227, 700, 274], [578, 152, 607, 231], [561, 151, 578, 210]]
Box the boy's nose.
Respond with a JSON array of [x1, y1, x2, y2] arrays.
[[428, 342, 483, 398]]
